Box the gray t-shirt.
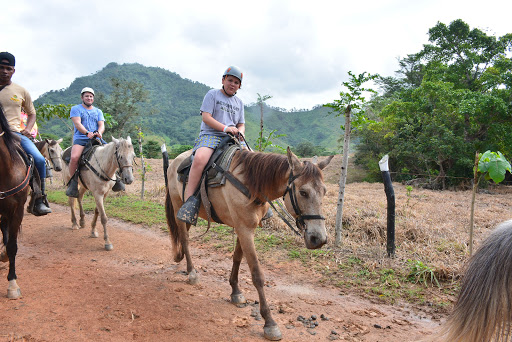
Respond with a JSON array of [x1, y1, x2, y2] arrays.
[[199, 89, 245, 136]]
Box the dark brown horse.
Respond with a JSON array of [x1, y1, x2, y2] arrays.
[[0, 105, 31, 299], [164, 147, 333, 340]]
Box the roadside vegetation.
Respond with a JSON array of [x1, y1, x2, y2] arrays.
[[46, 155, 512, 314]]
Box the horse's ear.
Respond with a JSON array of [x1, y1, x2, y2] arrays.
[[112, 136, 119, 144], [126, 136, 132, 144], [56, 138, 63, 144], [317, 155, 334, 170], [286, 147, 303, 173], [45, 138, 50, 143]]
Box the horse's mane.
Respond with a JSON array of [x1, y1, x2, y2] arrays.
[[0, 104, 21, 159], [232, 150, 324, 200]]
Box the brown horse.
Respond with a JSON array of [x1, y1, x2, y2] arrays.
[[61, 137, 135, 250], [0, 106, 31, 299], [164, 147, 333, 340], [438, 219, 512, 342]]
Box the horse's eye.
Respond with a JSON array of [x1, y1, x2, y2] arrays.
[[299, 190, 308, 198]]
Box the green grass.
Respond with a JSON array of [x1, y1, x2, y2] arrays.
[[47, 190, 167, 229]]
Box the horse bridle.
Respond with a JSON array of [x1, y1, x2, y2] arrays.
[[45, 142, 61, 170], [87, 142, 133, 182], [281, 169, 326, 233], [113, 143, 133, 171]]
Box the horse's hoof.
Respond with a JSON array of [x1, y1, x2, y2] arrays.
[[71, 225, 79, 230], [231, 293, 246, 305], [263, 325, 282, 341], [80, 220, 85, 228], [105, 244, 114, 251], [91, 231, 99, 238], [7, 280, 21, 299], [188, 270, 199, 285]]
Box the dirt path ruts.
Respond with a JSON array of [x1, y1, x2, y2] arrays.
[[0, 204, 441, 341]]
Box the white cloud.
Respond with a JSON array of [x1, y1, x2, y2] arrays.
[[1, 0, 511, 110]]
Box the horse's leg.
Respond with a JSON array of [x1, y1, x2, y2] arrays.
[[229, 237, 246, 304], [238, 231, 282, 341], [90, 207, 99, 238], [94, 195, 112, 251], [6, 205, 24, 299], [78, 189, 86, 229], [0, 217, 8, 262], [68, 197, 80, 230], [180, 221, 199, 284]]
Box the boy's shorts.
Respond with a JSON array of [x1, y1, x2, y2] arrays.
[[193, 134, 247, 152], [73, 137, 107, 146]]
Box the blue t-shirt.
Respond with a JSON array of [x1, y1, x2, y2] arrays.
[[199, 89, 244, 136], [70, 104, 105, 141]]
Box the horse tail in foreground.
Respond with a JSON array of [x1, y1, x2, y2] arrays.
[[162, 146, 184, 263], [439, 219, 512, 342]]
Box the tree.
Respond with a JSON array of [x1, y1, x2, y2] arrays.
[[256, 93, 272, 151], [325, 71, 378, 246], [356, 19, 512, 187], [95, 78, 151, 137], [143, 140, 161, 159]]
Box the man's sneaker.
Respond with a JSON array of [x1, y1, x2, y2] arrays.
[[112, 177, 125, 192], [177, 196, 200, 225], [32, 197, 51, 216], [66, 177, 79, 198]]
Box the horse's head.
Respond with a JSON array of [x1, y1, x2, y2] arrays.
[[112, 136, 136, 185], [46, 138, 64, 172], [283, 147, 333, 249]]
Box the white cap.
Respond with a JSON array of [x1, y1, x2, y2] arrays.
[[81, 87, 95, 95]]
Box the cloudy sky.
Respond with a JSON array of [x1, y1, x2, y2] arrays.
[[2, 0, 511, 110]]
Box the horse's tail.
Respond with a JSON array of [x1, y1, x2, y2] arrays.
[[439, 219, 512, 342], [161, 144, 169, 188], [162, 144, 184, 263]]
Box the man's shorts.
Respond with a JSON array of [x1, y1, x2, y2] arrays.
[[192, 134, 247, 152], [73, 137, 107, 146]]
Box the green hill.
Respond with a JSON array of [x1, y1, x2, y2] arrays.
[[35, 62, 342, 153]]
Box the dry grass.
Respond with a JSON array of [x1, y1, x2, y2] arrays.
[[48, 155, 512, 310]]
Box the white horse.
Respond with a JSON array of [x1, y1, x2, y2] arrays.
[[62, 137, 135, 250], [35, 138, 64, 173]]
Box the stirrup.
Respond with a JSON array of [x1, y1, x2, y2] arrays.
[[177, 195, 200, 225], [262, 207, 273, 220], [112, 177, 125, 192]]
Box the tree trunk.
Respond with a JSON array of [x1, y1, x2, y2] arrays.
[[138, 129, 146, 200], [469, 151, 479, 256], [335, 105, 351, 246], [259, 103, 264, 151]]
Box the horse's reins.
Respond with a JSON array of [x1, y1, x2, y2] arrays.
[[216, 133, 325, 236], [84, 141, 132, 182], [283, 169, 326, 231], [0, 153, 33, 200], [237, 132, 325, 235]]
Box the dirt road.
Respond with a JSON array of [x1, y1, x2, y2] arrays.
[[1, 204, 441, 341]]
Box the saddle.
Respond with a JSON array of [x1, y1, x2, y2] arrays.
[[177, 138, 240, 188], [62, 139, 106, 190], [177, 135, 244, 225], [62, 138, 102, 166]]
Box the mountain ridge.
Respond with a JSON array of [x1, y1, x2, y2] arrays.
[[35, 62, 341, 152]]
